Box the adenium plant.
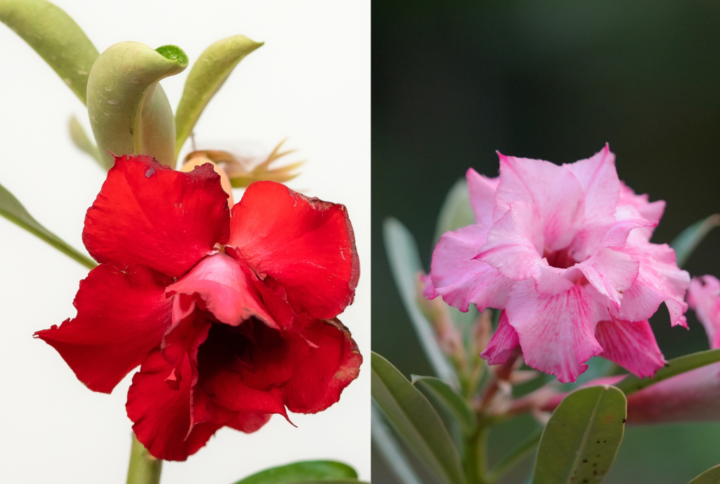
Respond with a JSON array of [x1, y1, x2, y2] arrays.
[[375, 147, 720, 484], [1, 1, 365, 483]]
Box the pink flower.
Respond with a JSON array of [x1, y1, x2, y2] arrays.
[[426, 146, 689, 382]]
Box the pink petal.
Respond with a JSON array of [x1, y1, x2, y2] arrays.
[[166, 253, 277, 329], [506, 281, 604, 383], [688, 275, 720, 348], [595, 318, 665, 378], [495, 153, 585, 251], [612, 241, 690, 327], [477, 201, 543, 281], [576, 248, 639, 309], [466, 168, 498, 230], [35, 264, 172, 394], [429, 224, 513, 311], [83, 155, 230, 278], [480, 311, 520, 364], [564, 144, 620, 225]]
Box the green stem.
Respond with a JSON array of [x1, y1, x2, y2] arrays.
[[126, 433, 162, 484], [464, 427, 488, 484], [485, 428, 542, 483]]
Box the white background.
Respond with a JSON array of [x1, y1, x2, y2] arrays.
[[0, 1, 370, 482]]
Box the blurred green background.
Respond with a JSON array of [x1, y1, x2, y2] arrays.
[[372, 1, 720, 482]]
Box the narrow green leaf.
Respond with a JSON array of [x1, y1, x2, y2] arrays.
[[615, 348, 720, 396], [372, 352, 466, 484], [412, 375, 476, 433], [434, 178, 474, 245], [372, 403, 423, 484], [175, 35, 263, 155], [0, 0, 99, 104], [533, 386, 626, 484], [671, 214, 720, 267], [87, 42, 188, 168], [68, 115, 105, 168], [232, 460, 357, 484], [384, 218, 458, 387], [294, 481, 368, 484], [687, 464, 720, 484], [0, 182, 95, 269]]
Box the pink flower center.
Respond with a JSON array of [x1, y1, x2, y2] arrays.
[[544, 247, 577, 269]]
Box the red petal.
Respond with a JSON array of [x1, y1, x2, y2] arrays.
[[35, 264, 172, 394], [227, 181, 359, 320], [284, 318, 362, 414], [197, 322, 289, 417], [226, 412, 272, 433], [126, 349, 221, 461], [83, 155, 230, 278], [166, 253, 277, 328]]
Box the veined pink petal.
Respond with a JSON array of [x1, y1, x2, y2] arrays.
[[495, 153, 585, 251], [467, 168, 498, 230], [618, 182, 666, 240], [477, 202, 543, 281], [506, 281, 604, 383], [166, 253, 277, 329], [564, 144, 620, 226], [595, 318, 665, 378], [576, 248, 639, 309], [480, 311, 519, 364], [612, 241, 690, 327], [429, 224, 513, 311], [688, 275, 720, 348]]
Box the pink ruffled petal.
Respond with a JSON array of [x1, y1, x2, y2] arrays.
[[166, 253, 277, 329], [576, 248, 639, 309], [477, 201, 543, 281], [35, 264, 172, 394], [612, 242, 690, 327], [495, 153, 585, 251], [429, 224, 513, 311], [83, 155, 230, 278], [506, 281, 604, 383], [595, 318, 665, 378], [564, 144, 620, 225], [688, 275, 720, 348], [480, 311, 520, 364], [466, 168, 498, 230]]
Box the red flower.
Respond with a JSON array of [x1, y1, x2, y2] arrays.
[[35, 155, 361, 461]]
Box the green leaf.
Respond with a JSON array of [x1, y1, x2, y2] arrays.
[[231, 460, 357, 484], [615, 348, 720, 396], [87, 42, 188, 168], [175, 35, 263, 156], [412, 375, 476, 433], [68, 115, 105, 169], [0, 0, 99, 104], [533, 385, 626, 484], [671, 214, 720, 267], [0, 182, 95, 269], [486, 428, 541, 484], [434, 178, 474, 245], [372, 403, 423, 484], [372, 352, 466, 484], [687, 464, 720, 484], [384, 218, 458, 387]]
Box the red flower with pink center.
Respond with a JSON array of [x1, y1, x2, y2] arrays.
[[35, 154, 361, 461]]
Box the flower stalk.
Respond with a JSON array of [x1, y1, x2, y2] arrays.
[[126, 433, 162, 484]]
